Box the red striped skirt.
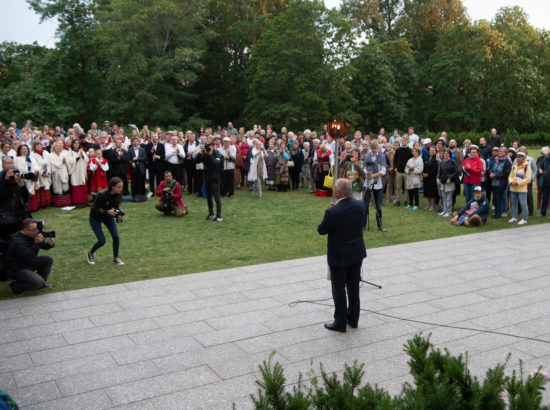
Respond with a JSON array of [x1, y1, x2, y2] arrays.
[[52, 193, 72, 207], [70, 185, 88, 205], [36, 188, 51, 208], [28, 194, 38, 212]]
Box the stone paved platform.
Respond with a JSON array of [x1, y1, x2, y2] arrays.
[[1, 224, 549, 409]]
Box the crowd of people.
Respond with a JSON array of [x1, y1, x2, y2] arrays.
[[1, 120, 550, 230]]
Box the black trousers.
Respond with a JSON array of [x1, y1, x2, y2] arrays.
[[290, 166, 300, 190], [130, 169, 146, 197], [184, 160, 196, 194], [330, 262, 361, 327], [167, 163, 183, 185], [364, 188, 383, 228], [206, 182, 222, 217], [109, 169, 129, 195], [148, 161, 164, 193], [221, 169, 234, 196], [195, 169, 204, 195], [8, 255, 53, 294], [408, 188, 419, 207]]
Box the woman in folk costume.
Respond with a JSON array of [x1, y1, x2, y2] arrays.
[[275, 139, 290, 192], [248, 139, 268, 198], [88, 148, 109, 195], [14, 144, 40, 212], [66, 139, 89, 206], [30, 140, 52, 208], [313, 143, 333, 197], [49, 141, 72, 207]]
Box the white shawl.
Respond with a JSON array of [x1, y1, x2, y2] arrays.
[[66, 150, 89, 186], [31, 150, 52, 190], [248, 148, 268, 182], [49, 150, 70, 195]]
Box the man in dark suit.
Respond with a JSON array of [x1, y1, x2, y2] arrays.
[[125, 136, 147, 200], [318, 178, 367, 332], [145, 134, 165, 194], [104, 137, 128, 195]]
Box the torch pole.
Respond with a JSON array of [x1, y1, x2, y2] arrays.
[[332, 137, 339, 201]]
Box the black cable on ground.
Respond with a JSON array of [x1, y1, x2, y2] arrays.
[[289, 298, 550, 345]]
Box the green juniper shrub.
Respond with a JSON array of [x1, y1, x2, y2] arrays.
[[250, 335, 550, 409]]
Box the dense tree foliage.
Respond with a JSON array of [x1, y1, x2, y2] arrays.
[[1, 0, 549, 133]]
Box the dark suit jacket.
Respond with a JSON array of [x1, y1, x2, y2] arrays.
[[125, 146, 147, 174], [145, 142, 165, 165], [104, 148, 128, 178], [318, 197, 367, 267]]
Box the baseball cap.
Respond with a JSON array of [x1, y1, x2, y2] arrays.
[[473, 186, 483, 192], [223, 136, 230, 142], [422, 138, 432, 145]]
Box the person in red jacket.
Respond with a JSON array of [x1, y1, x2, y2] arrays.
[[462, 145, 483, 202], [155, 170, 187, 217]]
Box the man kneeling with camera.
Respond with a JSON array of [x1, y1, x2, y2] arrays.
[[5, 218, 55, 297], [155, 170, 187, 217]]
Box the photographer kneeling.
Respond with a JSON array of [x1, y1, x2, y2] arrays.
[[87, 177, 125, 266], [155, 170, 187, 217], [5, 218, 54, 297]]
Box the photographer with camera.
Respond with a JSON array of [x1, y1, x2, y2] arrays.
[[87, 177, 125, 266], [4, 218, 54, 296], [155, 170, 187, 217], [196, 139, 223, 222], [0, 157, 31, 240]]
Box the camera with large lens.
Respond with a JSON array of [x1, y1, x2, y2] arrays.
[[365, 160, 375, 167], [162, 192, 173, 212], [12, 170, 38, 181], [36, 219, 56, 238], [204, 142, 212, 153], [114, 208, 126, 223]]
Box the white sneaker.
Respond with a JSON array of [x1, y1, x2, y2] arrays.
[[113, 258, 124, 265], [146, 192, 153, 199], [443, 212, 451, 217], [86, 251, 95, 265], [438, 211, 445, 216], [508, 218, 517, 223], [517, 219, 527, 225]]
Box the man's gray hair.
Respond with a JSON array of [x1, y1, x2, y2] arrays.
[[2, 156, 14, 167], [334, 178, 352, 197]]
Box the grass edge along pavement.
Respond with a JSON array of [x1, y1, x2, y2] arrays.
[[1, 187, 549, 299]]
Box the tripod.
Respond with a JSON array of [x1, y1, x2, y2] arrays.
[[364, 181, 384, 232]]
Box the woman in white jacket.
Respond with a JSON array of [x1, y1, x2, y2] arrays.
[[14, 144, 40, 212], [248, 139, 268, 198], [49, 141, 71, 206], [66, 139, 89, 206], [30, 141, 52, 208], [405, 147, 424, 210]]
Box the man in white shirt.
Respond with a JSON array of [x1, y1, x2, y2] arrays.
[[164, 133, 185, 184], [408, 126, 419, 147], [218, 136, 236, 197]]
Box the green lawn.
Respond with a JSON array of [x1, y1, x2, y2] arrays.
[[1, 187, 548, 299]]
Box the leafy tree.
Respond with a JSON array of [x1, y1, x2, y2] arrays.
[[27, 0, 100, 125], [349, 40, 411, 131], [340, 0, 404, 40], [195, 0, 291, 126], [0, 42, 79, 125], [96, 0, 212, 126], [244, 0, 355, 130]]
